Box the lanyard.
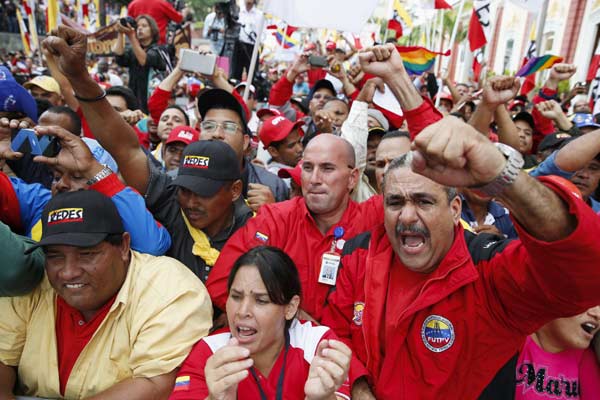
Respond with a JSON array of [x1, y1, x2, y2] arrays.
[[248, 330, 290, 400]]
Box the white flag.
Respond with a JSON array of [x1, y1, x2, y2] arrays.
[[264, 0, 379, 33], [507, 0, 544, 13]]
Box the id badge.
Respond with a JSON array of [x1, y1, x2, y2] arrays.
[[318, 252, 341, 286]]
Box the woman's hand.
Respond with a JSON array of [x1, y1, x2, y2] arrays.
[[205, 338, 253, 400], [305, 339, 352, 400]]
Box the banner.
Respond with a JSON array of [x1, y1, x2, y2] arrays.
[[264, 0, 379, 33], [86, 22, 191, 56]]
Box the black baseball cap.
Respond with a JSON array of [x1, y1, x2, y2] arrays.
[[197, 88, 249, 134], [26, 190, 124, 253], [537, 132, 573, 153], [307, 79, 336, 102], [170, 140, 241, 197], [513, 111, 536, 131]]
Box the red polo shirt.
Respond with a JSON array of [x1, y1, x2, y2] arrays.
[[206, 195, 383, 321], [55, 295, 116, 395]]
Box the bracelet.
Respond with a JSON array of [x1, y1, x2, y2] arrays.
[[86, 165, 113, 186], [74, 90, 107, 103]]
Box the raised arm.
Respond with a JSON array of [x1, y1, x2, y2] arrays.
[[553, 128, 600, 172], [358, 44, 442, 138], [412, 117, 577, 242], [43, 26, 151, 194], [468, 76, 520, 144]]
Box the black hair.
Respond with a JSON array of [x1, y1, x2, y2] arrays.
[[383, 153, 457, 202], [381, 130, 410, 141], [106, 86, 140, 111], [136, 14, 160, 45], [163, 104, 190, 126], [227, 246, 301, 327], [35, 98, 53, 118], [44, 106, 82, 136]]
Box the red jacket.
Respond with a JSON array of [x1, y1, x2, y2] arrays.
[[322, 178, 600, 399], [206, 195, 382, 321]]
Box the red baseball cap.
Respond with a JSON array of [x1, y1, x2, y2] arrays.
[[326, 40, 337, 51], [166, 126, 200, 146], [259, 116, 304, 147], [278, 162, 302, 187], [257, 107, 282, 120]]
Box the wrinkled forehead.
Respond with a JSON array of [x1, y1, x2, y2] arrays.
[[384, 167, 446, 197], [376, 137, 411, 160]]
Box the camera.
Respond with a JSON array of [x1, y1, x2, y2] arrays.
[[120, 16, 137, 30]]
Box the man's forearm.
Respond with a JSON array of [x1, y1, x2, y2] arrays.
[[555, 129, 600, 172], [496, 172, 577, 242], [385, 73, 423, 111], [0, 362, 16, 400], [67, 74, 150, 194], [468, 103, 494, 136], [85, 373, 176, 400], [493, 105, 521, 149], [129, 35, 148, 66]]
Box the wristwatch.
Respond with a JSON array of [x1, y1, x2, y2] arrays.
[[474, 143, 524, 197], [86, 165, 113, 186]]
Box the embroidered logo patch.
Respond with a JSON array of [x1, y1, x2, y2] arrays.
[[48, 208, 84, 225], [255, 231, 268, 242], [177, 131, 195, 141], [352, 302, 365, 326], [421, 315, 455, 353], [173, 376, 190, 392], [183, 155, 210, 169]]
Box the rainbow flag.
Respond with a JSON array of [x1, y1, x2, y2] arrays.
[[396, 46, 451, 75], [516, 54, 563, 77]]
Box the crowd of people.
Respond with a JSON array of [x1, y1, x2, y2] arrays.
[[0, 1, 599, 399]]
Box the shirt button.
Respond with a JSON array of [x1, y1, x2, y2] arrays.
[[78, 320, 84, 326]]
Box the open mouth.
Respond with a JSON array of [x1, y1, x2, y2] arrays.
[[236, 326, 258, 343], [581, 322, 598, 335], [64, 283, 86, 289], [399, 233, 426, 254]]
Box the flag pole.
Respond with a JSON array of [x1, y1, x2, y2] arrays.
[[434, 10, 444, 75], [243, 1, 268, 101], [435, 0, 466, 107], [534, 0, 549, 57]]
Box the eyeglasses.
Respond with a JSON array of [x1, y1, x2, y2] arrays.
[[200, 120, 240, 135]]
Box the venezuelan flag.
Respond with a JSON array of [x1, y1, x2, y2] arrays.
[[396, 46, 451, 75], [173, 376, 190, 392], [274, 28, 299, 49], [516, 55, 563, 77]]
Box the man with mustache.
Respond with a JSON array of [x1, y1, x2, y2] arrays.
[[321, 44, 600, 399]]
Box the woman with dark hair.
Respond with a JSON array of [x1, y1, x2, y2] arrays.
[[112, 14, 166, 113], [169, 246, 352, 400]]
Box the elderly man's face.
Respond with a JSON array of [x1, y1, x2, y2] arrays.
[[571, 159, 600, 201], [308, 88, 334, 116], [45, 234, 130, 321], [383, 167, 460, 273]]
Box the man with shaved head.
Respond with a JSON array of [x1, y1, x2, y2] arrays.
[[207, 133, 384, 322]]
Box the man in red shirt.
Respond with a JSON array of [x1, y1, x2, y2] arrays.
[[207, 133, 384, 322], [321, 44, 600, 399], [128, 0, 186, 44]]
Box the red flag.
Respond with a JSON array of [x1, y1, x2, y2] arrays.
[[587, 42, 600, 82], [468, 10, 486, 51], [468, 0, 491, 52], [387, 18, 403, 39], [435, 0, 452, 9]]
